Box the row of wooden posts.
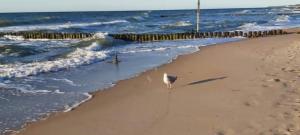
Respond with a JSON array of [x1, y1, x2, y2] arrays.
[[110, 29, 287, 42], [0, 32, 94, 39], [0, 29, 287, 42]]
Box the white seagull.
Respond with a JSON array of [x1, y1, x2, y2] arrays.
[[163, 73, 177, 89]]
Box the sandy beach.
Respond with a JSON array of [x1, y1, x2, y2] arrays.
[[15, 33, 300, 135]]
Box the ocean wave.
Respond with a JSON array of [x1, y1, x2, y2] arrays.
[[2, 32, 107, 41], [121, 47, 168, 54], [0, 45, 43, 57], [274, 15, 290, 23], [92, 32, 108, 39], [238, 22, 283, 31], [51, 78, 78, 86], [63, 93, 92, 112], [0, 42, 109, 78], [291, 10, 300, 14], [53, 89, 65, 94], [161, 21, 192, 29], [238, 23, 263, 31], [3, 35, 25, 41], [234, 10, 251, 15], [0, 20, 128, 32], [0, 19, 12, 27], [127, 11, 150, 22], [0, 82, 51, 94], [120, 45, 198, 54]]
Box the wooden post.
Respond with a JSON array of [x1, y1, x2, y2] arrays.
[[196, 0, 200, 32]]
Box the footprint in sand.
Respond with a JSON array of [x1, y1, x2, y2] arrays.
[[270, 124, 298, 135], [216, 129, 235, 135], [286, 123, 300, 133], [271, 128, 291, 135], [244, 99, 259, 107]]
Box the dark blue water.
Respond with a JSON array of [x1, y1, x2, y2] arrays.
[[0, 7, 300, 134]]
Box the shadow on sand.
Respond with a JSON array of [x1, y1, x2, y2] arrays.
[[187, 76, 227, 86]]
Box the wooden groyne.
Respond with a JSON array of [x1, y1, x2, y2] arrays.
[[0, 32, 94, 39], [110, 29, 287, 42], [0, 29, 289, 42]]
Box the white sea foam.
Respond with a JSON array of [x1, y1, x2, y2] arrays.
[[85, 42, 103, 51], [0, 96, 9, 101], [291, 10, 300, 14], [234, 10, 251, 15], [63, 93, 92, 112], [92, 32, 108, 39], [3, 35, 25, 41], [238, 22, 283, 31], [174, 21, 193, 27], [0, 20, 128, 32], [53, 89, 65, 94], [162, 21, 192, 28], [0, 82, 51, 94], [25, 90, 52, 93], [274, 15, 290, 23], [177, 45, 197, 49], [132, 16, 146, 21], [121, 47, 168, 54], [120, 45, 198, 54], [51, 78, 78, 86], [0, 42, 109, 78], [171, 21, 192, 27]]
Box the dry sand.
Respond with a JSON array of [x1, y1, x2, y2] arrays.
[[15, 34, 300, 135]]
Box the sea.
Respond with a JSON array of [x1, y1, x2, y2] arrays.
[[0, 7, 300, 134]]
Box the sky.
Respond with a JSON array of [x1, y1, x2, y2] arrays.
[[0, 0, 299, 13]]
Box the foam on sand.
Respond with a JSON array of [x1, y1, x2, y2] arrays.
[[63, 93, 93, 112]]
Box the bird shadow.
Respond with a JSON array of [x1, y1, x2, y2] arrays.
[[187, 76, 227, 86]]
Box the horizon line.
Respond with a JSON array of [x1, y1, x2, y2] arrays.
[[0, 5, 283, 14]]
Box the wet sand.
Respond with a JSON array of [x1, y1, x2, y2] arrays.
[[15, 33, 300, 135]]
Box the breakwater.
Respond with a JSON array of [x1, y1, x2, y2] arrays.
[[0, 29, 289, 41], [0, 32, 94, 39], [110, 29, 287, 42]]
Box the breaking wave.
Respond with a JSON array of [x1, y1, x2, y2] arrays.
[[0, 42, 109, 78], [120, 47, 168, 54], [0, 20, 128, 32], [234, 10, 251, 15], [0, 82, 51, 94], [161, 21, 192, 29], [274, 15, 290, 23], [238, 22, 283, 31], [3, 35, 25, 41]]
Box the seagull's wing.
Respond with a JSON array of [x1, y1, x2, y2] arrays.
[[167, 75, 177, 83]]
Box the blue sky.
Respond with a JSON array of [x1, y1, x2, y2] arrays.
[[0, 0, 299, 12]]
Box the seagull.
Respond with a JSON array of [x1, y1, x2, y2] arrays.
[[163, 73, 177, 89]]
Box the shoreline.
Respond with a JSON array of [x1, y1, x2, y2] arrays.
[[11, 31, 300, 135], [3, 37, 238, 135]]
